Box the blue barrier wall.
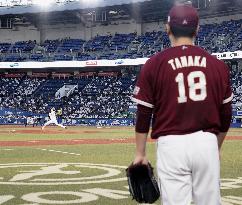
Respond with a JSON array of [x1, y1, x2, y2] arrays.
[[0, 117, 135, 126], [0, 107, 241, 128]]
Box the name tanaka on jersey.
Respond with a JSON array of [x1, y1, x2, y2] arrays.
[[168, 56, 207, 70]]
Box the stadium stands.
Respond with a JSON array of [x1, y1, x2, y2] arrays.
[[0, 17, 241, 126], [0, 74, 136, 123], [0, 43, 11, 53], [0, 19, 241, 62], [0, 58, 241, 126], [229, 61, 242, 109], [10, 41, 36, 53]]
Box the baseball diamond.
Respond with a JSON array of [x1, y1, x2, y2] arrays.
[[0, 127, 241, 204], [0, 0, 242, 204]]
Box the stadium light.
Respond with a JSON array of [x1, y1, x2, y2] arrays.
[[32, 0, 55, 8], [0, 0, 81, 7], [79, 0, 101, 6]]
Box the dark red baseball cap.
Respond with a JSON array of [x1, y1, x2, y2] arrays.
[[168, 5, 199, 28]]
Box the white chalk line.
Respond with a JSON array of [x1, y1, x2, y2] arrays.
[[37, 148, 81, 156]]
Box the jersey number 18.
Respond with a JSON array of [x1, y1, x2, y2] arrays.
[[175, 71, 207, 103]]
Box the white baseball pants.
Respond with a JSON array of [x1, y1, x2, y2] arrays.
[[156, 131, 221, 205], [42, 119, 66, 129]]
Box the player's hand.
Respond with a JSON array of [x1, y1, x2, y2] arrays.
[[133, 155, 149, 165]]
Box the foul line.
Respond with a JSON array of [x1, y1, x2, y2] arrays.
[[37, 148, 81, 156]]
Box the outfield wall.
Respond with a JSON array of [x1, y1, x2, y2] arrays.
[[0, 116, 241, 128]]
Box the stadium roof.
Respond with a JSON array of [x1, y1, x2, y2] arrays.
[[0, 0, 150, 15], [0, 0, 241, 24]]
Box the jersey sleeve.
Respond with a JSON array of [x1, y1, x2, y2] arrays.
[[132, 58, 155, 108], [222, 64, 233, 104]]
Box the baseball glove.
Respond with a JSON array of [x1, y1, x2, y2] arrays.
[[126, 163, 160, 204]]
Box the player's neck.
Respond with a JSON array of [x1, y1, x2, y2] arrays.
[[171, 37, 194, 47]]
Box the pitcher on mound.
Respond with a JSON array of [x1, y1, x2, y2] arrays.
[[42, 108, 66, 130]]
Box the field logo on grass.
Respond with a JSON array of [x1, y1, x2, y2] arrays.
[[0, 163, 131, 204], [221, 178, 242, 189], [0, 163, 242, 204], [0, 163, 127, 185]]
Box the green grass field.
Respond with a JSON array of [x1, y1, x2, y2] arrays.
[[0, 126, 242, 205]]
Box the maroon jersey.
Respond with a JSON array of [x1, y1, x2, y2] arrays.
[[132, 45, 233, 139]]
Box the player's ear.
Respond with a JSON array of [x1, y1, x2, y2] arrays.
[[194, 25, 199, 37], [166, 24, 174, 42], [165, 24, 170, 35]]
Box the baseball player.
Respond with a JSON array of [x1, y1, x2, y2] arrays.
[[56, 107, 63, 124], [42, 108, 66, 130], [24, 116, 34, 127], [132, 4, 232, 205]]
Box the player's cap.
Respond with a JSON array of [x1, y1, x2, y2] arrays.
[[167, 4, 199, 28]]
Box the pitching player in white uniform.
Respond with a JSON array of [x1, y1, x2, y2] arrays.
[[42, 108, 66, 130], [132, 4, 232, 205]]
